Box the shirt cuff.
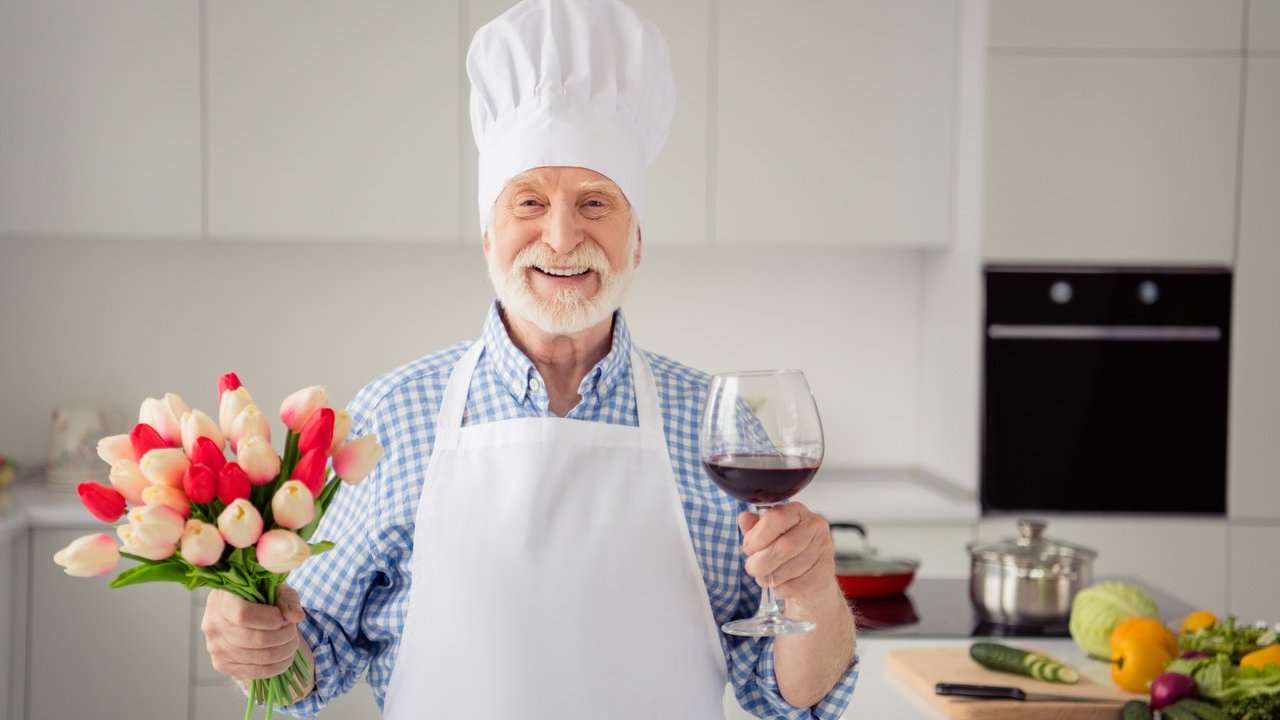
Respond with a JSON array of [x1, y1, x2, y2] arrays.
[[749, 640, 861, 720], [266, 616, 338, 719]]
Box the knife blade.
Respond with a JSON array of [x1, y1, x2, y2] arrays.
[[935, 683, 1125, 703]]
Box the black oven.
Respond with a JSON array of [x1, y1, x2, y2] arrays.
[[981, 267, 1231, 514]]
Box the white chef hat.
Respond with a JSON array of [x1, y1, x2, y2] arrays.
[[467, 0, 676, 234]]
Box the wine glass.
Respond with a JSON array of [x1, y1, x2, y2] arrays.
[[701, 369, 824, 636]]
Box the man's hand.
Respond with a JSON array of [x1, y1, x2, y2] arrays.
[[201, 584, 315, 699], [739, 502, 838, 608]]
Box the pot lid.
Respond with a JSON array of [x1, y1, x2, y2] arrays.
[[967, 518, 1097, 565], [835, 553, 918, 577]]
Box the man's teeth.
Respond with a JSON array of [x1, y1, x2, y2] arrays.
[[537, 266, 590, 277]]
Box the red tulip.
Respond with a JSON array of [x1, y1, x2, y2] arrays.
[[218, 372, 242, 398], [129, 423, 167, 458], [182, 463, 218, 504], [298, 408, 335, 456], [217, 462, 252, 505], [291, 448, 327, 497], [191, 436, 227, 473], [77, 482, 126, 523]]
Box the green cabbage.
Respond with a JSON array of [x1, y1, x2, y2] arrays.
[[1068, 580, 1160, 658]]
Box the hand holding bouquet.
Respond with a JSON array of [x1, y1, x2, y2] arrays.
[[53, 373, 383, 719]]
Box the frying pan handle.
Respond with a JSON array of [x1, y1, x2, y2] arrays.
[[828, 522, 867, 538]]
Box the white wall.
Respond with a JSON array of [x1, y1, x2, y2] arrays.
[[0, 236, 923, 471]]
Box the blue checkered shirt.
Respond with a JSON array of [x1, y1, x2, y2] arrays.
[[283, 302, 859, 718]]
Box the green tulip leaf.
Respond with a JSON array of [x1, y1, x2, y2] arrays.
[[308, 541, 334, 556], [109, 560, 188, 589]]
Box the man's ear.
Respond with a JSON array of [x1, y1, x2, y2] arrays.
[[633, 227, 643, 268], [482, 228, 491, 255]]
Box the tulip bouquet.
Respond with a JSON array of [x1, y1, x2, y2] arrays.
[[52, 373, 382, 720]]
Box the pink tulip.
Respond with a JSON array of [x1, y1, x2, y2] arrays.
[[256, 529, 310, 574], [191, 436, 227, 473], [108, 459, 149, 505], [298, 408, 335, 457], [236, 436, 281, 486], [139, 395, 187, 447], [218, 387, 253, 441], [181, 409, 225, 457], [53, 534, 120, 577], [333, 435, 383, 486], [229, 405, 270, 453], [130, 423, 168, 458], [97, 434, 138, 465], [77, 482, 126, 523], [329, 411, 352, 454], [218, 372, 242, 398], [291, 448, 327, 497], [117, 523, 177, 561], [279, 386, 328, 433], [182, 463, 218, 504], [217, 462, 252, 504], [126, 503, 185, 550], [217, 499, 263, 548], [271, 481, 315, 530], [181, 519, 225, 566], [139, 447, 190, 489], [141, 484, 191, 518]]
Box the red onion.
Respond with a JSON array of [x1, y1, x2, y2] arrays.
[[1150, 672, 1198, 710]]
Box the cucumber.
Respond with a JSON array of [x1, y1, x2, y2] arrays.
[[1168, 699, 1231, 720], [968, 642, 1080, 684], [1121, 699, 1152, 720], [1161, 704, 1200, 720]]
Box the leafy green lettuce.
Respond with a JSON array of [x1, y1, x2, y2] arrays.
[[1166, 654, 1280, 704]]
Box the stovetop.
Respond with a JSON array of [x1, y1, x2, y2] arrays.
[[852, 577, 1194, 638]]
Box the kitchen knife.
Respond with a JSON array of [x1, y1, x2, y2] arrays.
[[935, 683, 1124, 703]]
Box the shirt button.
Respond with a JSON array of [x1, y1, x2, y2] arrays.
[[529, 378, 541, 392]]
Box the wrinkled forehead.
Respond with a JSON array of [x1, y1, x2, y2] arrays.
[[501, 167, 629, 202]]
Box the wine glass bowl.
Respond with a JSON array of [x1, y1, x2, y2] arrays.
[[701, 369, 824, 637]]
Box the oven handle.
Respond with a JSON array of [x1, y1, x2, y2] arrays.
[[987, 324, 1222, 342]]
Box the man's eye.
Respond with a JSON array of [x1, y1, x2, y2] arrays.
[[583, 199, 606, 208], [518, 198, 541, 207]]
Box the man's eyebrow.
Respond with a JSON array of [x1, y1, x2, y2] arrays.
[[576, 180, 623, 198], [506, 171, 547, 192]]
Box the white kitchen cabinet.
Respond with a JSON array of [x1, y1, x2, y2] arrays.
[[1228, 524, 1280, 623], [715, 0, 958, 248], [988, 0, 1243, 50], [983, 54, 1239, 265], [1253, 0, 1280, 50], [0, 0, 202, 239], [1230, 58, 1280, 520], [465, 0, 712, 246], [978, 517, 1229, 613], [1, 528, 16, 720], [206, 1, 461, 242], [27, 528, 190, 720]]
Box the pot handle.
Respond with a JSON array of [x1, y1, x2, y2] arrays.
[[828, 522, 873, 554]]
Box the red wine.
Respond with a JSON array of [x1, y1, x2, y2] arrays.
[[702, 454, 819, 505]]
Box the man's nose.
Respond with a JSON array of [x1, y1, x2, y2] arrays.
[[542, 205, 582, 256]]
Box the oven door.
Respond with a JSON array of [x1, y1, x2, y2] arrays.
[[981, 268, 1231, 515]]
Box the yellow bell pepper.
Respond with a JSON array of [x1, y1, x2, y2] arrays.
[[1241, 644, 1280, 670], [1111, 617, 1178, 660], [1180, 610, 1218, 635], [1112, 636, 1176, 693]]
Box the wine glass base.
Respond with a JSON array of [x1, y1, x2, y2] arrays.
[[722, 615, 817, 637]]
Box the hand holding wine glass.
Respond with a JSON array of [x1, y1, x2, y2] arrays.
[[700, 369, 824, 637]]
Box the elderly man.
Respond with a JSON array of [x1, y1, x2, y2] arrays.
[[201, 0, 857, 717]]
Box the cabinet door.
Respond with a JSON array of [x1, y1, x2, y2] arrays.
[[715, 0, 958, 248], [1229, 57, 1280, 519], [0, 531, 13, 720], [7, 529, 28, 720], [207, 1, 461, 242], [988, 0, 1242, 50], [28, 529, 190, 720], [977, 517, 1228, 612], [983, 54, 1239, 265], [0, 0, 201, 239]]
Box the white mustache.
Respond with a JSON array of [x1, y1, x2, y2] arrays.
[[514, 242, 610, 275]]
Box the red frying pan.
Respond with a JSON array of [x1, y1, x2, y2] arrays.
[[830, 522, 920, 599]]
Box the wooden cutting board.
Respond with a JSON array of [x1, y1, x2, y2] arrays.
[[886, 646, 1136, 720]]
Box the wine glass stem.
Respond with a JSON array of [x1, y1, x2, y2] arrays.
[[753, 503, 784, 620]]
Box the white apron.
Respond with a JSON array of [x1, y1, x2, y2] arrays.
[[381, 341, 728, 719]]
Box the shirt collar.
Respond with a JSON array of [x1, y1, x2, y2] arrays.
[[483, 301, 633, 405]]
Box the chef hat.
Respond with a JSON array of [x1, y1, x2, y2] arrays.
[[467, 0, 676, 233]]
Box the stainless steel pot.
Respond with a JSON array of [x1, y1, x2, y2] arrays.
[[967, 518, 1097, 626]]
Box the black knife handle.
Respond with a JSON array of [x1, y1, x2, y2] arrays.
[[935, 683, 1027, 700]]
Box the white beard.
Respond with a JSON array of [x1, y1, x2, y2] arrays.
[[487, 226, 639, 336]]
